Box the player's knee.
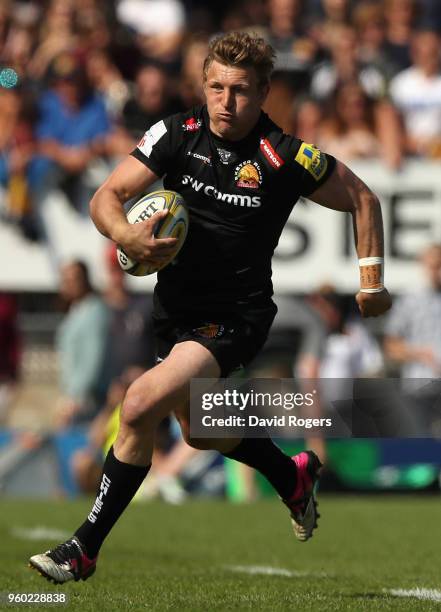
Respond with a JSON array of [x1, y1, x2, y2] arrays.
[[120, 381, 163, 429]]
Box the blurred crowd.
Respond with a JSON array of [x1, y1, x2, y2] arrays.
[[0, 0, 441, 239]]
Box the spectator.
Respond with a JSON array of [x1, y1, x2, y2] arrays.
[[318, 81, 403, 169], [309, 286, 383, 379], [101, 244, 155, 384], [27, 0, 77, 81], [266, 0, 318, 72], [1, 22, 37, 84], [107, 61, 182, 158], [179, 36, 209, 108], [0, 293, 21, 424], [121, 63, 182, 141], [85, 49, 131, 120], [71, 368, 135, 494], [221, 0, 266, 33], [75, 1, 112, 54], [390, 29, 441, 158], [384, 244, 441, 378], [116, 0, 186, 66], [383, 0, 420, 74], [320, 0, 351, 24], [55, 260, 109, 428], [250, 294, 327, 379], [263, 76, 298, 134], [0, 2, 11, 49], [72, 366, 197, 503], [307, 0, 352, 53], [33, 51, 111, 215], [311, 24, 387, 102], [418, 0, 441, 31], [352, 1, 397, 80], [221, 7, 252, 33], [0, 88, 36, 233], [384, 244, 441, 435], [292, 96, 323, 144]]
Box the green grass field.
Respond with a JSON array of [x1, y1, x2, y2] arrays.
[[1, 495, 440, 611]]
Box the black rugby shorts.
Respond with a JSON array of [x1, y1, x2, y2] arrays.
[[153, 305, 277, 377]]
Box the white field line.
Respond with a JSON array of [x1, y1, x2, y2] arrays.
[[11, 526, 71, 541], [225, 564, 327, 578], [386, 588, 441, 603]]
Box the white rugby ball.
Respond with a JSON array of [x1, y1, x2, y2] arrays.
[[117, 190, 188, 276]]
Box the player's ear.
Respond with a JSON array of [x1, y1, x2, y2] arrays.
[[259, 82, 270, 104]]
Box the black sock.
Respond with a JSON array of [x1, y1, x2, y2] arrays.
[[223, 438, 297, 500], [74, 447, 150, 557]]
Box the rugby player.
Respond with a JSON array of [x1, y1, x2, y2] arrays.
[[29, 31, 392, 583]]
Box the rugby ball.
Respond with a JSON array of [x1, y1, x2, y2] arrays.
[[117, 190, 188, 276]]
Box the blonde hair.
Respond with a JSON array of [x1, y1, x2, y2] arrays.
[[203, 31, 275, 88]]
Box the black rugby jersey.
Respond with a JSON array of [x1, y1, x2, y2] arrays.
[[131, 105, 335, 316]]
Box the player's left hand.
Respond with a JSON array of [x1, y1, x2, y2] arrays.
[[355, 288, 392, 318]]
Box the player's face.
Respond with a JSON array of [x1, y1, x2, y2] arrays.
[[204, 60, 268, 141]]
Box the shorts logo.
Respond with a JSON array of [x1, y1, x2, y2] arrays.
[[234, 161, 262, 189], [260, 138, 284, 169], [295, 143, 327, 180], [182, 117, 202, 131], [193, 323, 225, 339]]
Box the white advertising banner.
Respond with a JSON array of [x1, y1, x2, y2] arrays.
[[273, 160, 441, 292], [1, 160, 440, 292]]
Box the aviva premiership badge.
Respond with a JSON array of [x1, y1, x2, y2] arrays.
[[295, 143, 327, 181]]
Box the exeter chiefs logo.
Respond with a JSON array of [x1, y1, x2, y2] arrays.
[[234, 161, 262, 189], [193, 323, 225, 339]]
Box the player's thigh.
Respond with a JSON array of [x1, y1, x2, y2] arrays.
[[122, 340, 221, 425]]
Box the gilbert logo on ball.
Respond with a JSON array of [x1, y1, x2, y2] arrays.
[[117, 190, 189, 276]]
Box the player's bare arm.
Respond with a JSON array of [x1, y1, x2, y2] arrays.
[[308, 160, 392, 318], [89, 155, 178, 265]]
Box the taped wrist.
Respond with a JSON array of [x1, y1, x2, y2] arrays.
[[359, 256, 384, 294]]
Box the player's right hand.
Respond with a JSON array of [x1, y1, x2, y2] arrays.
[[117, 210, 178, 265]]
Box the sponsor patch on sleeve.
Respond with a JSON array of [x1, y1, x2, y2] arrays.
[[137, 120, 167, 158], [260, 138, 284, 169], [294, 142, 328, 181]]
